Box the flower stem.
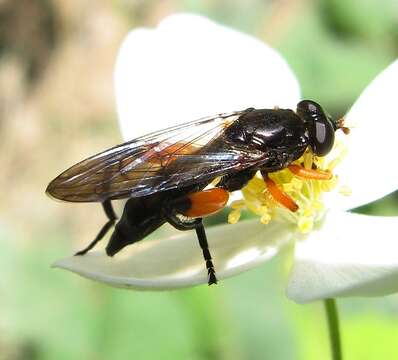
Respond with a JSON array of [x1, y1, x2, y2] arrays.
[[324, 298, 342, 360]]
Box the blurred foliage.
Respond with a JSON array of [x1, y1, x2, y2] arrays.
[[0, 0, 58, 85], [1, 0, 398, 359]]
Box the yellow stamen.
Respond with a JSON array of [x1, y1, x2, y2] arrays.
[[303, 150, 313, 169], [228, 210, 241, 224], [260, 213, 272, 224], [298, 216, 314, 233], [230, 200, 246, 209], [228, 140, 349, 234]]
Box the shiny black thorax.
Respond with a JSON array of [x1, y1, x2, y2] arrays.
[[221, 108, 309, 171], [109, 108, 311, 255]]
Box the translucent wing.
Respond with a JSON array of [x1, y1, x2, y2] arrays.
[[47, 110, 267, 202]]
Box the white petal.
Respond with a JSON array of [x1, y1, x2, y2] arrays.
[[114, 13, 300, 140], [286, 211, 398, 303], [325, 59, 398, 210], [53, 219, 293, 290]]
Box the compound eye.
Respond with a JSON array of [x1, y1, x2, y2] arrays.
[[297, 100, 335, 157], [312, 117, 335, 156]]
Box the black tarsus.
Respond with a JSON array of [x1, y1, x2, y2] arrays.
[[195, 222, 217, 286], [75, 200, 117, 256]]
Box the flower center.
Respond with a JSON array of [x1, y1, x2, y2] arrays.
[[228, 141, 349, 233]]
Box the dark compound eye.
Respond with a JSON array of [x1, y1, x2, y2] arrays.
[[296, 100, 335, 156]]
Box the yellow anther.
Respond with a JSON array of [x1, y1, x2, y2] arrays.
[[298, 216, 314, 233], [245, 201, 265, 216], [241, 188, 259, 202], [303, 207, 313, 217], [260, 213, 272, 224], [228, 210, 241, 224], [259, 205, 269, 213], [312, 200, 324, 211], [230, 200, 246, 209]]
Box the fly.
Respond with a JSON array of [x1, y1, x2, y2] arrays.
[[46, 100, 348, 286]]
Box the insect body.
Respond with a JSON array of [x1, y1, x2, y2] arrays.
[[47, 100, 343, 285]]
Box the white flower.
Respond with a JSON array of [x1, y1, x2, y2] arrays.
[[54, 14, 398, 303]]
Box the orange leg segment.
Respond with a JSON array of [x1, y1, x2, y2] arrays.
[[288, 164, 332, 180], [184, 188, 229, 218], [262, 172, 299, 212]]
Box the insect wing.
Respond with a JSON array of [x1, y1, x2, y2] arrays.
[[46, 110, 265, 202]]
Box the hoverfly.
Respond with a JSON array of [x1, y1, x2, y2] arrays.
[[47, 100, 347, 286]]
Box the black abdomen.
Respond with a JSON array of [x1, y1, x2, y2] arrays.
[[106, 193, 167, 255]]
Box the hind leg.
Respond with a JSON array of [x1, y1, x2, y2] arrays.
[[165, 212, 217, 286], [195, 222, 217, 285], [75, 199, 117, 256]]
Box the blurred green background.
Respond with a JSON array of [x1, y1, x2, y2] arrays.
[[1, 0, 398, 359]]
